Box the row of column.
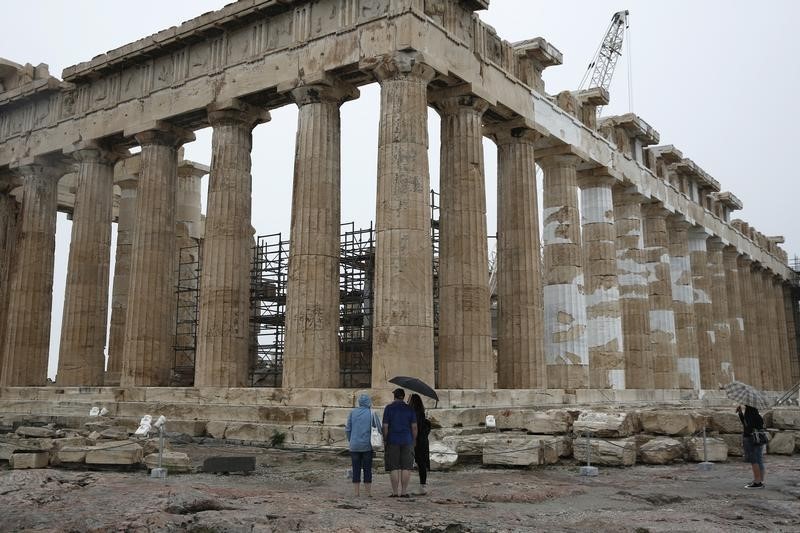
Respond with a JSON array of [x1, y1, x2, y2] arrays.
[[0, 50, 797, 391]]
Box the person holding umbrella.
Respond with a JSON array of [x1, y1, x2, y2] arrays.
[[725, 381, 770, 489], [408, 393, 431, 495], [382, 388, 417, 497]]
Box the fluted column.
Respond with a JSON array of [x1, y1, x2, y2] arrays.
[[737, 256, 758, 386], [0, 189, 19, 380], [434, 94, 492, 389], [773, 277, 792, 390], [642, 204, 678, 389], [57, 146, 119, 386], [783, 284, 800, 384], [688, 228, 715, 389], [121, 125, 194, 387], [488, 125, 544, 388], [613, 188, 653, 389], [540, 154, 588, 389], [758, 268, 780, 390], [194, 102, 268, 387], [106, 177, 137, 385], [722, 247, 745, 383], [369, 52, 436, 385], [579, 173, 624, 389], [707, 238, 733, 384], [1, 162, 62, 386], [748, 264, 770, 388], [668, 216, 700, 390], [282, 84, 354, 389]]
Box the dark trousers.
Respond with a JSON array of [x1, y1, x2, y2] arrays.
[[418, 463, 428, 485], [350, 450, 373, 483]]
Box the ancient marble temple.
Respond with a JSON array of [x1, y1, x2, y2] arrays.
[[0, 0, 797, 396]]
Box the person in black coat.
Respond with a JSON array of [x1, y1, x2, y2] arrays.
[[737, 404, 766, 489], [408, 393, 431, 495]]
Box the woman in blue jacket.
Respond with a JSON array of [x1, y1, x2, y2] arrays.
[[345, 393, 381, 497]]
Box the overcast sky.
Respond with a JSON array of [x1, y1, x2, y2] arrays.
[[2, 1, 798, 379]]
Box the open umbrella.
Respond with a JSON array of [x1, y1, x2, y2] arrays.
[[389, 376, 439, 401], [724, 380, 769, 410]]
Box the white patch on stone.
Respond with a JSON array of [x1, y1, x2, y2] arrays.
[[693, 288, 711, 304], [587, 316, 623, 349], [672, 285, 694, 305], [580, 187, 613, 224], [706, 330, 716, 344], [721, 362, 733, 381], [542, 220, 572, 244], [678, 357, 701, 390], [544, 283, 588, 365], [649, 310, 677, 338], [585, 286, 620, 307], [687, 234, 708, 253], [608, 369, 625, 390], [736, 317, 744, 331]]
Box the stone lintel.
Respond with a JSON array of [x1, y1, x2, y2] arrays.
[[598, 113, 660, 145], [512, 37, 563, 68], [428, 83, 496, 108], [767, 235, 785, 244], [125, 121, 195, 147], [645, 145, 683, 165], [574, 87, 610, 107], [461, 0, 490, 11], [713, 191, 743, 211]]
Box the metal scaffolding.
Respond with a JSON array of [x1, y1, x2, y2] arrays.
[[430, 189, 440, 382], [250, 232, 288, 387], [172, 242, 201, 386]]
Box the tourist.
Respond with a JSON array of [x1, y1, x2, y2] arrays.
[[382, 388, 418, 497], [737, 404, 766, 489], [345, 393, 381, 497], [408, 393, 431, 495]]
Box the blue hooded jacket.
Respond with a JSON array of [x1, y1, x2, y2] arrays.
[[345, 393, 381, 452]]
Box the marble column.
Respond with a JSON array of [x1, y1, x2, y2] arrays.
[[106, 176, 137, 385], [57, 146, 119, 386], [668, 216, 700, 390], [0, 189, 19, 380], [0, 162, 62, 386], [370, 52, 436, 385], [121, 125, 194, 387], [722, 247, 745, 383], [540, 153, 588, 389], [772, 277, 792, 390], [282, 84, 354, 389], [737, 256, 758, 386], [783, 284, 800, 384], [579, 173, 624, 389], [642, 204, 678, 389], [614, 188, 653, 389], [707, 238, 733, 384], [435, 94, 492, 389], [489, 125, 544, 388], [688, 228, 715, 389], [758, 268, 780, 390], [195, 102, 267, 388]]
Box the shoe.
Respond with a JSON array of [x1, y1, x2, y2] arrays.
[[389, 494, 398, 498], [744, 482, 764, 489], [399, 494, 410, 498]]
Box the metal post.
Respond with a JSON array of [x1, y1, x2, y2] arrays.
[[150, 424, 168, 479], [698, 425, 713, 471], [580, 431, 599, 476]]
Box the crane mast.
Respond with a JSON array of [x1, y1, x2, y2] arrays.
[[579, 10, 630, 114]]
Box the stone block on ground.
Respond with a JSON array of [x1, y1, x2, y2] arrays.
[[15, 426, 56, 438], [140, 438, 172, 456], [429, 441, 457, 470], [767, 431, 795, 455], [685, 436, 728, 462], [202, 456, 256, 474], [99, 427, 130, 440], [638, 437, 686, 464], [482, 436, 542, 467], [144, 451, 192, 473], [573, 437, 636, 466], [573, 411, 638, 438], [494, 409, 572, 434], [163, 420, 206, 437], [707, 411, 742, 434], [56, 445, 93, 464], [205, 421, 227, 439], [720, 434, 744, 456], [0, 442, 15, 461], [772, 409, 800, 430], [10, 451, 49, 469], [4, 437, 54, 452], [85, 441, 143, 465], [638, 410, 700, 436]]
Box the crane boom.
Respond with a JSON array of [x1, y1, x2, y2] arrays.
[[579, 10, 630, 102]]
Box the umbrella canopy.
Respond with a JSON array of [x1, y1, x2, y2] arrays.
[[389, 376, 439, 401], [724, 380, 769, 410]]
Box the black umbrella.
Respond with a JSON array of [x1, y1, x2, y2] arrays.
[[389, 376, 439, 401]]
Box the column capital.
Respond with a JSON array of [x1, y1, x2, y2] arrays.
[[287, 80, 359, 107], [612, 184, 648, 206], [737, 254, 753, 269], [706, 236, 726, 252], [207, 100, 270, 128], [64, 140, 127, 165], [667, 214, 692, 231], [10, 154, 70, 182], [537, 152, 582, 169], [431, 93, 490, 117], [363, 51, 436, 84], [125, 121, 195, 147], [641, 202, 671, 219], [577, 168, 617, 188], [484, 118, 539, 144]]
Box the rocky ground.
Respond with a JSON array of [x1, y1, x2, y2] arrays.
[[2, 442, 799, 533]]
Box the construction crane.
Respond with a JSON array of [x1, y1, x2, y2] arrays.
[[578, 10, 631, 115]]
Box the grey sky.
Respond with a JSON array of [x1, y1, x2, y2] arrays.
[[2, 1, 798, 379]]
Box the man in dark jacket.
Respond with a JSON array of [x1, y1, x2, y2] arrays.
[[737, 404, 766, 488], [382, 388, 417, 497]]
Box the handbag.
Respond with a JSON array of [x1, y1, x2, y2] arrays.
[[370, 411, 383, 450], [752, 429, 770, 445]]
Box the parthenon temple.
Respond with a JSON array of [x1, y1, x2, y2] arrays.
[[0, 0, 798, 419]]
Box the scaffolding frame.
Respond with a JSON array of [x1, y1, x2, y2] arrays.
[[430, 189, 440, 384], [172, 242, 201, 386], [250, 232, 288, 387]]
